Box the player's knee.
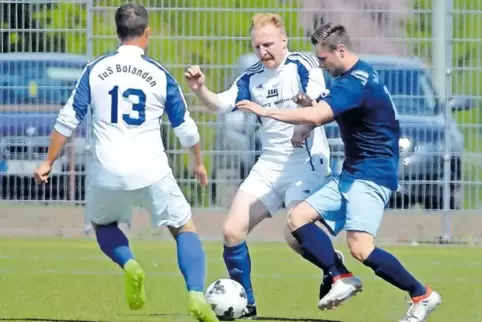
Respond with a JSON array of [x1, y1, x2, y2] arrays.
[[346, 231, 375, 262], [222, 220, 247, 247], [286, 202, 316, 232]]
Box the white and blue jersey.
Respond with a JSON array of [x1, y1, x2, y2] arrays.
[[217, 51, 331, 175], [54, 45, 200, 190]]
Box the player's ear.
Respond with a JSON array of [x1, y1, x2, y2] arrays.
[[144, 26, 151, 38], [281, 34, 288, 49], [338, 44, 347, 58]]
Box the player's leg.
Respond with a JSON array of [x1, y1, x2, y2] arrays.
[[222, 189, 278, 319], [282, 176, 345, 300], [87, 186, 146, 311], [342, 179, 441, 321], [222, 164, 281, 318], [141, 174, 219, 322], [286, 178, 361, 310]]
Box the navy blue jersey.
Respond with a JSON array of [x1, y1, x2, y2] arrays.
[[321, 59, 400, 190]]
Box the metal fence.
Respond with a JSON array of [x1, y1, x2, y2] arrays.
[[0, 0, 481, 241]]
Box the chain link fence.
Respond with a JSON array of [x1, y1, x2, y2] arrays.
[[0, 0, 480, 241]]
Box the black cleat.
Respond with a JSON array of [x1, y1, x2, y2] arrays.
[[319, 274, 333, 299], [239, 304, 257, 320]]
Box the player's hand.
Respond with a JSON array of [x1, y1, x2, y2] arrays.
[[184, 65, 206, 91], [291, 125, 312, 148], [192, 164, 208, 186], [34, 161, 52, 184], [292, 93, 316, 107], [235, 100, 267, 117]]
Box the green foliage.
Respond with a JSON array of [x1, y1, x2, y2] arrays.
[[406, 0, 482, 132]]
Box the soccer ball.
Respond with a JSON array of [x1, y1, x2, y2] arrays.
[[204, 278, 248, 320]]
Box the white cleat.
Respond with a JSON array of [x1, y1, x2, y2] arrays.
[[318, 274, 363, 310], [399, 286, 442, 322]]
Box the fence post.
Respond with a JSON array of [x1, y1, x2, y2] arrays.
[[434, 0, 454, 242]]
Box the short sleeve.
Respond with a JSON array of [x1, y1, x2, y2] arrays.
[[217, 73, 251, 112], [320, 70, 368, 116]]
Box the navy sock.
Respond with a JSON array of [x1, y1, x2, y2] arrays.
[[364, 247, 426, 297], [95, 223, 133, 268], [223, 242, 255, 305], [176, 232, 206, 292], [291, 223, 350, 277]]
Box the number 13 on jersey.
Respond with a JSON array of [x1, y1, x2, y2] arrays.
[[109, 86, 146, 126]]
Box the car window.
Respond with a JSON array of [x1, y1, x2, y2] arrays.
[[374, 67, 438, 116], [0, 59, 86, 108]]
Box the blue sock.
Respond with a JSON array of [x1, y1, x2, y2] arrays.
[[95, 223, 134, 268], [364, 247, 426, 297], [223, 242, 255, 305], [300, 248, 348, 277], [176, 232, 205, 292], [291, 223, 350, 277]]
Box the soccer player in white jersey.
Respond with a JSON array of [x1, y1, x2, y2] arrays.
[[185, 13, 345, 319], [33, 4, 219, 322]]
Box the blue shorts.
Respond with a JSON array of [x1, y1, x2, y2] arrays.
[[305, 173, 392, 237]]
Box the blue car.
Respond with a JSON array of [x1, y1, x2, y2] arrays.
[[0, 52, 89, 200], [212, 53, 472, 210]]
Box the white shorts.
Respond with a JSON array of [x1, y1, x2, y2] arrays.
[[86, 173, 191, 228], [238, 160, 327, 215]]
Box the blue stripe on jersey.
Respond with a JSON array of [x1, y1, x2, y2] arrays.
[[289, 52, 318, 69], [286, 53, 319, 170], [232, 61, 264, 111], [72, 52, 116, 122], [285, 57, 311, 93], [142, 56, 187, 128], [234, 62, 263, 104], [304, 138, 315, 171], [233, 62, 264, 124]]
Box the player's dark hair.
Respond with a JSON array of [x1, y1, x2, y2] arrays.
[[310, 23, 352, 51], [115, 3, 149, 40]]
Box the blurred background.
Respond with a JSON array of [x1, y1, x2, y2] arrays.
[[0, 0, 480, 242]]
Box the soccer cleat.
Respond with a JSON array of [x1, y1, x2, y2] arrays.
[[319, 249, 345, 300], [239, 304, 258, 320], [319, 274, 333, 300], [188, 291, 220, 322], [318, 274, 363, 310], [399, 286, 442, 322], [123, 259, 146, 310]]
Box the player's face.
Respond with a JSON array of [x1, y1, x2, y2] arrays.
[[251, 24, 288, 69], [315, 44, 345, 77]]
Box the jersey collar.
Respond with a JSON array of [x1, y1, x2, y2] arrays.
[[276, 50, 290, 72], [117, 45, 145, 55]]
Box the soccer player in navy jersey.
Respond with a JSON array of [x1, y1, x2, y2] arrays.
[[236, 22, 442, 322]]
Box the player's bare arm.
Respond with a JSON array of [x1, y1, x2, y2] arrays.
[[184, 65, 222, 112], [34, 130, 68, 184], [188, 141, 208, 186], [236, 99, 335, 126], [290, 93, 318, 147]]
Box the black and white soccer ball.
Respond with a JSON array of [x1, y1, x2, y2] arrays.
[[204, 278, 248, 320]]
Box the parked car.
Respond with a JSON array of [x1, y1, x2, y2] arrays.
[[212, 53, 472, 210], [0, 52, 89, 200]]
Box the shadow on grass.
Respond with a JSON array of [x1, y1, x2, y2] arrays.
[[149, 313, 342, 322], [0, 319, 106, 322]]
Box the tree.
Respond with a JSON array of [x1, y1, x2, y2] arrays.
[[0, 2, 64, 53]]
